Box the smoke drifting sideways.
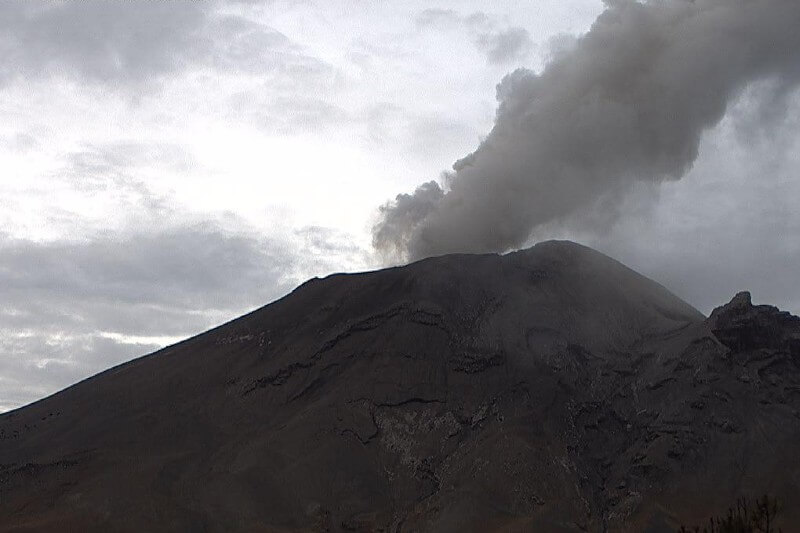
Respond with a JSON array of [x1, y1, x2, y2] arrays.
[[373, 0, 800, 262]]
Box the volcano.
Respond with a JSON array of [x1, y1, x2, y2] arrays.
[[2, 241, 799, 532]]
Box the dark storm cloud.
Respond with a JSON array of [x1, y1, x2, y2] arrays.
[[0, 218, 369, 411], [0, 226, 295, 314], [378, 0, 800, 261], [0, 1, 322, 86], [416, 9, 533, 65], [0, 334, 160, 413], [0, 225, 297, 410]]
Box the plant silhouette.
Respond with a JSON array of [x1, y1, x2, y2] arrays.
[[679, 495, 782, 533]]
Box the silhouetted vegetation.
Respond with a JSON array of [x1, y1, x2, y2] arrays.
[[679, 495, 782, 533]]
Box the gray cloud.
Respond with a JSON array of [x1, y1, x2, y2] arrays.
[[0, 1, 207, 84], [0, 226, 293, 313], [594, 197, 800, 317], [595, 90, 800, 316], [416, 8, 460, 27], [0, 334, 159, 413], [0, 132, 39, 153], [229, 91, 349, 135], [0, 221, 365, 411], [416, 9, 533, 65], [377, 0, 800, 262], [57, 143, 195, 205], [0, 1, 324, 87], [475, 26, 533, 65]]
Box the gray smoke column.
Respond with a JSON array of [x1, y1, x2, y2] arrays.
[[374, 0, 800, 261]]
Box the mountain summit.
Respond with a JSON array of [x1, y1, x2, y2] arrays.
[[2, 241, 799, 532]]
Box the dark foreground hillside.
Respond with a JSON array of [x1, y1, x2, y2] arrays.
[[2, 241, 799, 532]]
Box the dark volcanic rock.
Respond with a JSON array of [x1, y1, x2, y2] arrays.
[[1, 241, 799, 532], [709, 291, 800, 356]]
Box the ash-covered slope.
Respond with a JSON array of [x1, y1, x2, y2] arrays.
[[2, 241, 799, 532]]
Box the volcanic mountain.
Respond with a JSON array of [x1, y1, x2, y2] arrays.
[[2, 241, 800, 532]]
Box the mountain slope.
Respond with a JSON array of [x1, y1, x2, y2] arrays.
[[1, 240, 798, 532]]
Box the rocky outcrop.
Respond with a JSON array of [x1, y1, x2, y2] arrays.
[[709, 291, 800, 356]]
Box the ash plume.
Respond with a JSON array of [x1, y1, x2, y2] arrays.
[[374, 0, 800, 262]]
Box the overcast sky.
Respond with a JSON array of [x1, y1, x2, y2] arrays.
[[2, 0, 798, 412]]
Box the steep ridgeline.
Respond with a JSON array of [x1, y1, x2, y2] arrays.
[[1, 241, 799, 532]]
